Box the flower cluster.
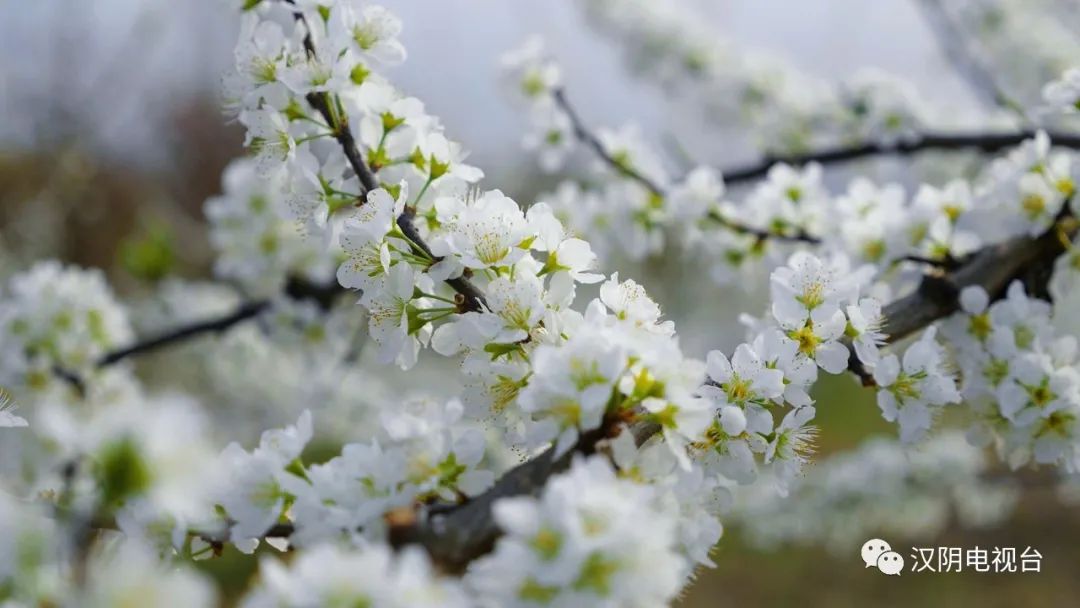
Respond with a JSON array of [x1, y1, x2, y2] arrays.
[[942, 282, 1080, 470], [280, 398, 494, 548], [873, 327, 962, 442], [468, 457, 686, 607], [205, 158, 338, 297], [983, 131, 1076, 237], [501, 24, 1079, 290], [504, 36, 826, 271], [693, 250, 889, 491], [213, 2, 835, 595], [0, 261, 135, 407]]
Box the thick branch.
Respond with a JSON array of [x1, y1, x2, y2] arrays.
[[396, 422, 618, 573], [847, 213, 1077, 382], [723, 131, 1080, 185]]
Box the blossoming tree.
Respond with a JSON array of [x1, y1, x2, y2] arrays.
[[2, 0, 1080, 605]]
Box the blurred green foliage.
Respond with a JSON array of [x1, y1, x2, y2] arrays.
[[120, 222, 176, 282]]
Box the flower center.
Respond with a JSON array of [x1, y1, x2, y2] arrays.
[[890, 372, 923, 402], [789, 325, 820, 356], [725, 376, 752, 403], [1021, 194, 1046, 219], [968, 313, 992, 342], [352, 24, 381, 50]]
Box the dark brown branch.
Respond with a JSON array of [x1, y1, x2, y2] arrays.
[[897, 253, 961, 271], [397, 209, 488, 310], [552, 88, 666, 197], [55, 1, 485, 382], [847, 212, 1078, 383], [723, 131, 1080, 185], [88, 278, 343, 371], [304, 91, 380, 194], [290, 6, 485, 313], [394, 420, 622, 573], [97, 301, 269, 367], [705, 210, 821, 245]]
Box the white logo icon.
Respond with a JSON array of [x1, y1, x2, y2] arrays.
[[877, 551, 905, 575], [862, 538, 904, 575], [861, 538, 891, 568]]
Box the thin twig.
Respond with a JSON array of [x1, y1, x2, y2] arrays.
[[288, 3, 485, 313], [97, 301, 270, 367], [552, 88, 666, 196], [705, 210, 820, 245], [722, 130, 1080, 185], [552, 87, 820, 245], [898, 253, 961, 271], [43, 279, 344, 389]]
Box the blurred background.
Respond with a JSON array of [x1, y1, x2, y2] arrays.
[[2, 1, 1079, 606]]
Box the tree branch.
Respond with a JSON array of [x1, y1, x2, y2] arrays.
[[394, 421, 621, 573], [722, 131, 1080, 185], [550, 87, 1080, 254], [290, 4, 486, 313], [847, 210, 1078, 383], [97, 301, 270, 367], [552, 88, 666, 196], [86, 278, 343, 372], [552, 87, 821, 245]]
